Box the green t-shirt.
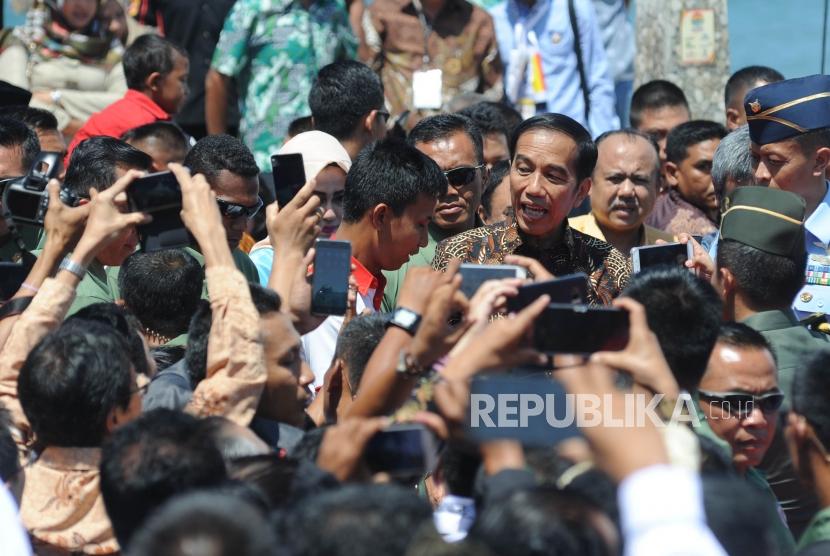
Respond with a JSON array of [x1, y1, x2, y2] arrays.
[[183, 246, 260, 297], [798, 506, 830, 550]]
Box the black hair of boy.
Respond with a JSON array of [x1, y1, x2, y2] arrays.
[[342, 138, 447, 223], [308, 60, 385, 141], [630, 80, 690, 129], [121, 121, 189, 157], [122, 34, 188, 91], [67, 303, 151, 377], [0, 116, 40, 175]]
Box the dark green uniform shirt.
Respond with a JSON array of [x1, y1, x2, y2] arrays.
[[798, 506, 830, 550]]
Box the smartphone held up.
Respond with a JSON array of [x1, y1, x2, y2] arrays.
[[311, 239, 352, 316]]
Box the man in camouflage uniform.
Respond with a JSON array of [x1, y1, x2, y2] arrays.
[[206, 0, 356, 171]]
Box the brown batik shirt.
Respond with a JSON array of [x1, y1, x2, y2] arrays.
[[359, 0, 503, 118], [645, 189, 718, 237], [432, 219, 631, 305]]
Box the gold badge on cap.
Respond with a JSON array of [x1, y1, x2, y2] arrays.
[[801, 292, 814, 303], [749, 99, 761, 114]]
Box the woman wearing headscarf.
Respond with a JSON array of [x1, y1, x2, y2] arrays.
[[249, 131, 352, 286], [0, 0, 128, 136]]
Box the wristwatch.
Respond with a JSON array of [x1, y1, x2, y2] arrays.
[[58, 257, 86, 279], [386, 307, 422, 335]]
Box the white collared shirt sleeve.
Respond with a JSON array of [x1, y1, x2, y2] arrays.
[[619, 465, 727, 556], [0, 483, 31, 556]]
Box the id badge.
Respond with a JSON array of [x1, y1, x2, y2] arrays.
[[413, 69, 443, 110]]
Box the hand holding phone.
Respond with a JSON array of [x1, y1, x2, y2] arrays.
[[127, 170, 191, 252], [459, 263, 527, 299], [506, 272, 589, 313], [311, 239, 352, 316], [365, 423, 438, 480], [533, 303, 629, 355]]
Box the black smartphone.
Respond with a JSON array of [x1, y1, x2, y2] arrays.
[[534, 303, 629, 354], [365, 423, 438, 479], [271, 153, 306, 208], [506, 272, 590, 312], [127, 171, 191, 252], [631, 242, 693, 273], [458, 263, 527, 299], [311, 239, 352, 316]]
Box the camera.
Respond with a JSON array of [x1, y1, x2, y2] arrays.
[[0, 151, 78, 226]]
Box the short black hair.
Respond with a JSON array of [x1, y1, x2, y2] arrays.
[[248, 283, 281, 314], [18, 321, 134, 447], [630, 80, 690, 128], [309, 60, 385, 140], [0, 116, 40, 176], [623, 267, 723, 392], [334, 313, 389, 394], [100, 409, 228, 548], [118, 249, 205, 339], [185, 286, 279, 387], [485, 101, 523, 136], [183, 134, 259, 185], [510, 113, 597, 184], [408, 113, 484, 166], [457, 102, 510, 140], [0, 105, 59, 132], [480, 158, 510, 219], [716, 321, 773, 354], [342, 138, 446, 223], [717, 239, 805, 310], [702, 475, 779, 556], [122, 34, 187, 90], [724, 65, 784, 106], [792, 349, 830, 448], [127, 491, 276, 556], [274, 483, 433, 556], [0, 402, 20, 483], [67, 303, 151, 377], [794, 127, 830, 153], [121, 121, 189, 156], [63, 136, 152, 198], [665, 120, 728, 165], [470, 487, 611, 556], [288, 115, 314, 138]]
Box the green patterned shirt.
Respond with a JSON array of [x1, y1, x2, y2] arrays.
[[211, 0, 357, 171]]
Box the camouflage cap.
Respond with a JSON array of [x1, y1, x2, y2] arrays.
[[719, 186, 806, 260]]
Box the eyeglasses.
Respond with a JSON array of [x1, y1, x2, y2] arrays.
[[698, 388, 784, 418], [444, 165, 484, 188], [216, 197, 263, 219]]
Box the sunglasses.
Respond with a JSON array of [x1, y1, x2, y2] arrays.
[[698, 388, 785, 418], [444, 165, 484, 188], [216, 197, 263, 219]]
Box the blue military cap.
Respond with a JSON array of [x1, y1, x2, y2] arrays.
[[744, 74, 830, 145]]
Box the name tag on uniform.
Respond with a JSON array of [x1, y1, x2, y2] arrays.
[[413, 69, 443, 110]]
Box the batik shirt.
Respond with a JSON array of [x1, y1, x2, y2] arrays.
[[432, 219, 631, 305], [212, 0, 356, 171]]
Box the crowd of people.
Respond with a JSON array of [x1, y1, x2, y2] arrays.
[[1, 1, 830, 555]]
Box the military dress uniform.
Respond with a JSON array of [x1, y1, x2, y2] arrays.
[[743, 74, 830, 322]]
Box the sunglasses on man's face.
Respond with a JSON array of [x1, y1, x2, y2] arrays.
[[443, 165, 484, 188], [698, 389, 785, 419], [216, 197, 263, 219]]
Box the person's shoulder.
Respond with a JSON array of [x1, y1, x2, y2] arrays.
[[438, 219, 512, 250], [570, 227, 631, 281], [433, 220, 515, 270]]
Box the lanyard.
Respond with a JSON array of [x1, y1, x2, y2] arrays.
[[412, 0, 433, 66]]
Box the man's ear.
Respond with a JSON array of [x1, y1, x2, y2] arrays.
[[664, 161, 680, 186], [477, 204, 489, 226], [717, 266, 736, 296], [363, 110, 378, 134], [812, 146, 830, 177], [105, 405, 133, 435], [144, 71, 162, 92], [573, 177, 591, 209], [369, 203, 390, 230]]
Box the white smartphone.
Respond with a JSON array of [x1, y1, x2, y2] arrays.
[[631, 242, 694, 273], [459, 263, 528, 299]]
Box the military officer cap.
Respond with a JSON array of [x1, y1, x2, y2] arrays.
[[720, 186, 806, 260], [744, 74, 830, 145]]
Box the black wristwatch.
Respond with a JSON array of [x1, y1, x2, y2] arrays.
[[386, 307, 422, 335]]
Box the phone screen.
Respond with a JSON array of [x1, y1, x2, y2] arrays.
[[365, 424, 436, 478], [271, 153, 306, 208], [311, 239, 352, 316], [534, 304, 629, 354], [633, 243, 690, 272], [506, 273, 589, 312], [128, 171, 182, 213], [459, 264, 525, 299]]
